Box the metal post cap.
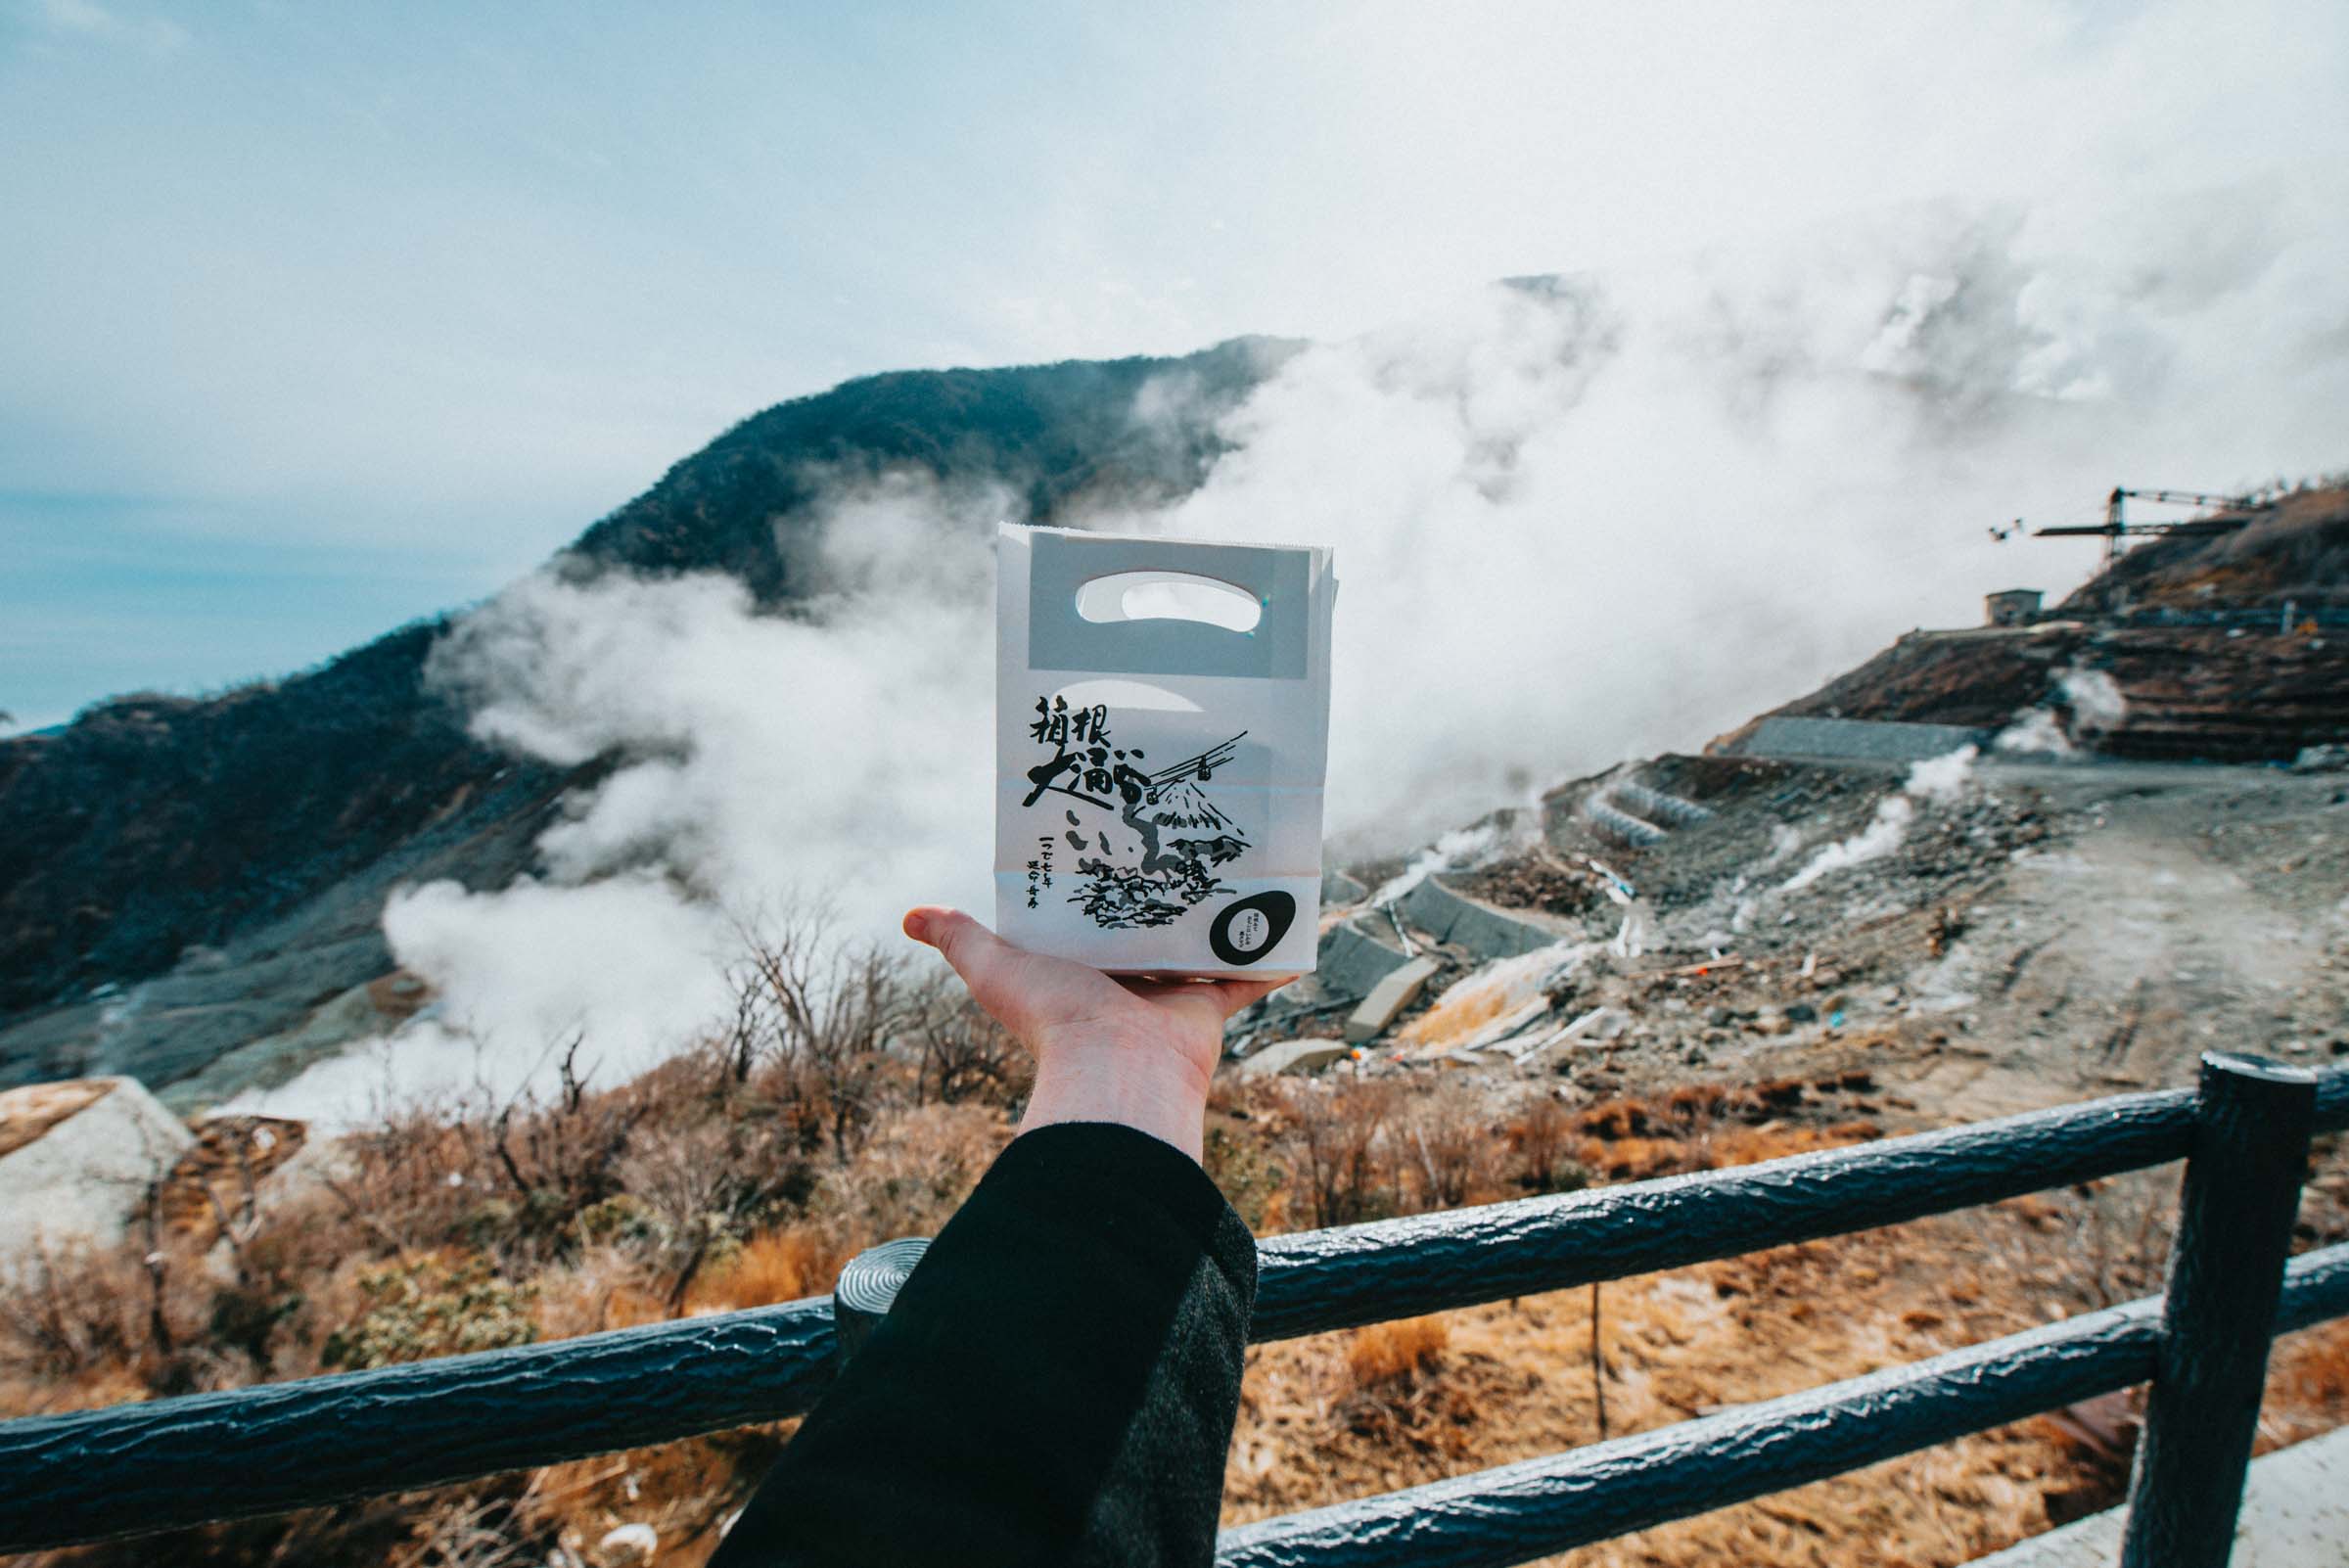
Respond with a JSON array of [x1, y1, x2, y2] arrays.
[[832, 1237, 932, 1361], [2197, 1048, 2319, 1086]]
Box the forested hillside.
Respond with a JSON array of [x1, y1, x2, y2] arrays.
[[0, 338, 1286, 1068]]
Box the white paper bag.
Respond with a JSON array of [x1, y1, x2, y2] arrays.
[[995, 525, 1337, 974]]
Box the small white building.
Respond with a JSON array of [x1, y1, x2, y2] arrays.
[[1985, 588, 2044, 627]]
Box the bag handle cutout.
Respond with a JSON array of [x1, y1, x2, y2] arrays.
[[1026, 530, 1311, 679], [1074, 571, 1263, 634]]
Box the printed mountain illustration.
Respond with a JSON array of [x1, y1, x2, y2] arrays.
[[1144, 778, 1240, 837]]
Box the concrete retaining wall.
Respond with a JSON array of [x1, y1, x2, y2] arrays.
[[1740, 715, 1986, 762], [1398, 876, 1560, 960]]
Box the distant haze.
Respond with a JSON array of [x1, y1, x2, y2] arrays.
[[6, 0, 2347, 723]]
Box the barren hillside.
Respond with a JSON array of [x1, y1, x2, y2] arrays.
[[1721, 484, 2349, 763]]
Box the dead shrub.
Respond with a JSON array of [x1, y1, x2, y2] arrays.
[[1346, 1315, 1450, 1389], [532, 1245, 668, 1341], [0, 1214, 238, 1407], [322, 1252, 538, 1370], [2, 1238, 172, 1383], [1504, 1091, 1589, 1195], [906, 971, 1032, 1108], [815, 1101, 1013, 1246], [724, 912, 921, 1165], [1398, 1081, 1497, 1210], [691, 1225, 843, 1311], [613, 1115, 756, 1311], [1278, 1078, 1402, 1228]]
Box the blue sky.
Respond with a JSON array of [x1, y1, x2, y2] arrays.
[[4, 0, 2345, 727]]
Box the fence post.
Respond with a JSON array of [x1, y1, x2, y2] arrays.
[[2119, 1051, 2315, 1568], [830, 1237, 930, 1363]]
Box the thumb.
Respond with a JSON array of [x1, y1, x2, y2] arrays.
[[903, 906, 1016, 996]]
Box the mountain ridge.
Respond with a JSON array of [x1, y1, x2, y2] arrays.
[[0, 337, 1290, 1080]]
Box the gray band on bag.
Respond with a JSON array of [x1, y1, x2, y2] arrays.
[[831, 1236, 931, 1362], [1027, 530, 1312, 679]]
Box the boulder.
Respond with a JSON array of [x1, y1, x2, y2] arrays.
[[1345, 956, 1442, 1042], [161, 973, 434, 1114], [1316, 920, 1413, 1001], [0, 1077, 192, 1271], [1240, 1038, 1353, 1078]]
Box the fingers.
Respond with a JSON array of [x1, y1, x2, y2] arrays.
[[906, 908, 1291, 1035], [1203, 974, 1297, 1019], [1112, 975, 1179, 999], [1113, 973, 1295, 1014]]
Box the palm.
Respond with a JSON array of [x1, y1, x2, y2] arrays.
[[906, 908, 1288, 1077]]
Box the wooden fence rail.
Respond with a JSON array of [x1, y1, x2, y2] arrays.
[[1, 1055, 2342, 1561]]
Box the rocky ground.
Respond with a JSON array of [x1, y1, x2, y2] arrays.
[[1211, 744, 2349, 1566], [1250, 750, 2349, 1125]]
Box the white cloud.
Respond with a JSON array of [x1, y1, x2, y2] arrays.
[[241, 475, 1005, 1106]]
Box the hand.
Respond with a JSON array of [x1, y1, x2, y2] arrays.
[[903, 906, 1294, 1162]]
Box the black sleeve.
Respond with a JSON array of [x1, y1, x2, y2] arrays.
[[710, 1122, 1258, 1568]]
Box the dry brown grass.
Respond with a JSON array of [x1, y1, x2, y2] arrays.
[[690, 1225, 842, 1312], [7, 931, 2340, 1568], [1224, 1195, 2273, 1564], [1557, 1077, 1883, 1181], [1346, 1315, 1451, 1388], [532, 1247, 670, 1340], [2260, 1316, 2349, 1453]]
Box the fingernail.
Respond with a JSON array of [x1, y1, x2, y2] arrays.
[[902, 908, 930, 943]]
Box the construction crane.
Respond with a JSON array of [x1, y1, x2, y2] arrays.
[[2029, 485, 2270, 564]]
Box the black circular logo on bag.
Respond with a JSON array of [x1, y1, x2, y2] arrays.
[[1209, 892, 1296, 966]]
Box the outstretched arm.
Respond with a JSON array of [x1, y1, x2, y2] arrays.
[[906, 906, 1289, 1162], [710, 908, 1291, 1568]]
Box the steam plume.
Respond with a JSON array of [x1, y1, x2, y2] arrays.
[[244, 201, 2349, 1115]]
